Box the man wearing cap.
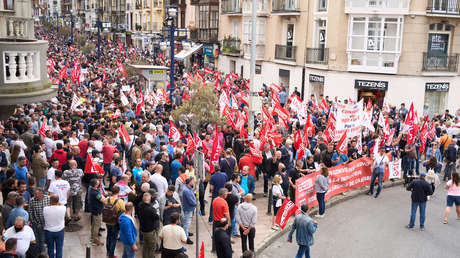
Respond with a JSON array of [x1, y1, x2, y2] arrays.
[[406, 172, 433, 230]]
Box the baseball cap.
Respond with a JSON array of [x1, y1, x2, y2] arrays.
[[420, 172, 426, 177]]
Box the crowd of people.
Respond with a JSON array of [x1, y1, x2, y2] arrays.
[[0, 24, 459, 258]]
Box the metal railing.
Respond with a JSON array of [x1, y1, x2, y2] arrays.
[[426, 0, 460, 14], [222, 39, 241, 55], [221, 0, 242, 13], [306, 48, 329, 65], [272, 0, 299, 12], [422, 52, 459, 72], [275, 44, 297, 61], [197, 28, 218, 42]]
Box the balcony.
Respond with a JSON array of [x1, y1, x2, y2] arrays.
[[222, 38, 242, 56], [243, 44, 265, 60], [191, 28, 218, 43], [0, 40, 57, 107], [427, 0, 460, 16], [306, 48, 329, 65], [0, 16, 35, 40], [190, 0, 219, 5], [222, 0, 242, 14], [275, 44, 296, 61], [422, 53, 459, 73], [345, 0, 410, 15], [272, 0, 300, 14]]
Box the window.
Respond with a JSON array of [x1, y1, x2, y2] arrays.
[[317, 0, 327, 12], [233, 21, 239, 37], [242, 18, 266, 44], [347, 16, 403, 73]]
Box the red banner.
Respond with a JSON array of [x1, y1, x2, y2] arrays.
[[275, 198, 298, 229], [295, 157, 391, 209]]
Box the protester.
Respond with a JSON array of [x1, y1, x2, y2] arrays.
[[214, 218, 233, 258], [28, 188, 50, 253], [271, 175, 286, 230], [236, 194, 257, 253], [406, 173, 433, 230], [158, 185, 181, 225], [181, 177, 196, 244], [208, 166, 227, 223], [314, 167, 330, 218], [3, 217, 35, 258], [137, 192, 160, 258], [159, 212, 187, 258], [62, 160, 84, 222], [88, 178, 105, 246], [103, 185, 125, 258], [367, 147, 389, 198], [443, 172, 460, 224], [287, 204, 318, 258], [119, 202, 138, 258], [43, 194, 66, 258], [211, 188, 230, 253]]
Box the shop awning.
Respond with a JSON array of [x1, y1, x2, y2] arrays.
[[175, 44, 203, 61]]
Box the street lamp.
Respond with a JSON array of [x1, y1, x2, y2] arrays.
[[97, 8, 102, 60], [55, 12, 59, 32], [163, 5, 178, 100], [70, 9, 74, 45]]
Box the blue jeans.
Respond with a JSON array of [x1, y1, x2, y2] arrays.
[[369, 172, 383, 195], [404, 157, 415, 178], [295, 244, 310, 258], [232, 206, 238, 235], [36, 177, 46, 189], [316, 192, 326, 215], [444, 162, 456, 181], [122, 244, 135, 258], [45, 229, 64, 258], [106, 224, 119, 257], [183, 210, 193, 238], [409, 201, 426, 228], [32, 224, 46, 253]]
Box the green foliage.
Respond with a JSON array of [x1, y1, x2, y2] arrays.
[[171, 80, 226, 131], [57, 26, 71, 38], [80, 43, 95, 54], [76, 35, 86, 47]]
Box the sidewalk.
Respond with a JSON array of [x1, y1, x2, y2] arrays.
[[62, 178, 403, 258]]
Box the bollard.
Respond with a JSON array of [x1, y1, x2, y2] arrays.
[[86, 244, 91, 258]]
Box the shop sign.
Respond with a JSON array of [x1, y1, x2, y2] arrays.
[[203, 44, 214, 57], [354, 80, 388, 90], [425, 82, 449, 92], [309, 74, 324, 84]]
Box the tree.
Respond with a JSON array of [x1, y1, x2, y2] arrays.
[[171, 80, 226, 132]]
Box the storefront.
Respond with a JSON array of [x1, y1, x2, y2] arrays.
[[203, 43, 218, 69], [309, 74, 324, 99], [424, 82, 449, 118], [355, 79, 388, 106]]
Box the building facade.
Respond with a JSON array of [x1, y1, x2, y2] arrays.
[[218, 0, 460, 118]]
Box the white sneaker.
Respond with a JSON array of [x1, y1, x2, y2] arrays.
[[315, 214, 325, 218]]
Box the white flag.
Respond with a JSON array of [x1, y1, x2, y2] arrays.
[[71, 94, 82, 111], [120, 91, 129, 106], [389, 159, 402, 179]]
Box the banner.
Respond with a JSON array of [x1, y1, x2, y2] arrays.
[[335, 100, 363, 140], [296, 157, 375, 208], [388, 159, 402, 179], [275, 198, 298, 229]]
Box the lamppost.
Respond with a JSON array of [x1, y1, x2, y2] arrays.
[[55, 12, 59, 32], [97, 8, 102, 60], [163, 5, 178, 100], [70, 10, 74, 44]]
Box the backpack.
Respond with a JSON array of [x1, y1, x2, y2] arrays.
[[102, 198, 122, 224]]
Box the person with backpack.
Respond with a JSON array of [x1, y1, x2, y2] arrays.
[[103, 185, 125, 258]]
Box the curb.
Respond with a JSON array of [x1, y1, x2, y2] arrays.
[[254, 179, 404, 256]]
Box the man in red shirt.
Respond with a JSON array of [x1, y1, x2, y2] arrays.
[[101, 139, 119, 177], [50, 142, 67, 169], [212, 188, 230, 253], [239, 152, 261, 177], [78, 133, 90, 158]]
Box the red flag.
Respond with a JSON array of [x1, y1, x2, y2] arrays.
[[428, 122, 436, 141], [275, 199, 298, 229], [71, 61, 81, 84], [84, 154, 105, 175], [102, 70, 107, 82], [136, 88, 145, 116], [366, 98, 373, 111], [269, 83, 281, 94], [272, 104, 289, 122], [47, 58, 55, 73], [294, 130, 302, 150], [249, 142, 263, 164], [117, 60, 128, 77], [319, 99, 329, 113], [209, 125, 221, 173], [118, 124, 131, 143], [336, 131, 348, 155], [38, 118, 48, 137], [158, 51, 164, 61], [199, 241, 205, 258], [271, 91, 281, 105], [306, 114, 316, 136], [58, 66, 68, 80], [186, 134, 196, 158], [419, 115, 429, 154], [405, 103, 416, 145], [169, 121, 182, 143]]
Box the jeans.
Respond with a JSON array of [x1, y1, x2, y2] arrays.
[[106, 224, 119, 257], [295, 244, 311, 258], [409, 201, 426, 228], [369, 172, 383, 195], [316, 192, 326, 215], [404, 157, 415, 178], [45, 229, 64, 258], [444, 162, 456, 181], [32, 224, 46, 253], [232, 206, 238, 235], [36, 177, 46, 189], [122, 244, 135, 258], [183, 210, 193, 238], [239, 227, 255, 252]]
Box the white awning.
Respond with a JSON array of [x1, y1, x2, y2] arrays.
[[175, 44, 203, 61]]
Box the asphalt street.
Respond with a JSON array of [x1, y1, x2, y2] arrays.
[[260, 183, 460, 258]]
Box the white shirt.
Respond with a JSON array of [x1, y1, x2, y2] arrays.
[[47, 167, 57, 183], [150, 173, 168, 197], [69, 137, 79, 146], [11, 140, 27, 158], [94, 140, 103, 152], [4, 225, 35, 256], [373, 153, 389, 172], [159, 224, 187, 250], [44, 137, 55, 158], [44, 205, 66, 232], [48, 179, 70, 205]]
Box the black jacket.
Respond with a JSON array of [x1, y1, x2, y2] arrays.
[[137, 202, 160, 232], [214, 228, 232, 258], [406, 178, 433, 202], [444, 144, 458, 163]]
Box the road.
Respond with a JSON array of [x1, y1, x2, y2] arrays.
[[260, 184, 460, 258]]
